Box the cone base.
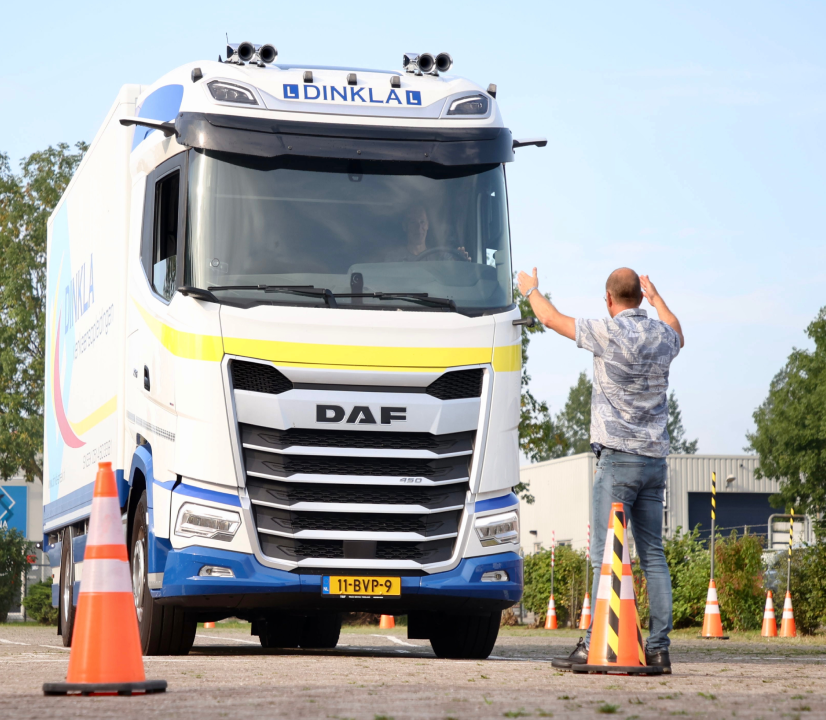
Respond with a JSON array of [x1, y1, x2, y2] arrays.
[[43, 679, 167, 696], [571, 664, 663, 676], [698, 635, 729, 640]]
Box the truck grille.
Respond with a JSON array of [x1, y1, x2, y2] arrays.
[[232, 363, 483, 566]]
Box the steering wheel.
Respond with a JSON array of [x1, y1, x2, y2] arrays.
[[415, 247, 469, 262]]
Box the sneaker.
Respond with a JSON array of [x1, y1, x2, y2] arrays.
[[645, 648, 672, 674], [551, 637, 588, 670]]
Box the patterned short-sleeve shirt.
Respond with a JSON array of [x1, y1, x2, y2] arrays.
[[576, 308, 681, 458]]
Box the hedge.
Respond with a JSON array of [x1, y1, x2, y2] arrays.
[[523, 527, 819, 633]]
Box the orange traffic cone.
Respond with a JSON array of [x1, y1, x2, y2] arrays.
[[779, 592, 796, 637], [544, 595, 558, 630], [700, 580, 729, 639], [761, 591, 777, 638], [204, 622, 216, 629], [379, 615, 395, 629], [572, 502, 661, 675], [578, 593, 592, 630], [43, 463, 166, 696]]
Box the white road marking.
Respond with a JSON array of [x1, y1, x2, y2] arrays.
[[197, 634, 260, 645], [0, 638, 29, 646], [489, 655, 553, 663], [39, 645, 71, 651], [371, 634, 418, 648]]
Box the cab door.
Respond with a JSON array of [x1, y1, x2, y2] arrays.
[[127, 152, 187, 482]]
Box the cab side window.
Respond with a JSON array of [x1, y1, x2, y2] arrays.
[[152, 171, 179, 301]]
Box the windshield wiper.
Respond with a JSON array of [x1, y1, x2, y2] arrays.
[[208, 285, 338, 308], [355, 292, 457, 311]]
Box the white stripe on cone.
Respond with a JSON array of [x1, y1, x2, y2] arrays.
[[601, 529, 615, 565], [80, 559, 133, 593], [620, 574, 636, 600], [706, 586, 719, 602], [88, 496, 127, 545]]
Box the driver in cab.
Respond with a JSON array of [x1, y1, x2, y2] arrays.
[[385, 206, 471, 262]]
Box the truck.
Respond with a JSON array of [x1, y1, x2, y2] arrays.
[[43, 42, 544, 658]]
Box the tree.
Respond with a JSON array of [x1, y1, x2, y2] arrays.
[[0, 527, 32, 622], [0, 142, 87, 482], [667, 390, 698, 454], [557, 372, 592, 455], [747, 306, 826, 519]]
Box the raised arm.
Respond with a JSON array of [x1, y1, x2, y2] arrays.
[[640, 275, 684, 348], [517, 268, 576, 341]]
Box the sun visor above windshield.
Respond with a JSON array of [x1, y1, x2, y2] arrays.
[[176, 113, 515, 165]]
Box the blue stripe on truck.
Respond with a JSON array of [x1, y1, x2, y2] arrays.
[[42, 469, 127, 529], [173, 483, 241, 507], [474, 492, 519, 513]]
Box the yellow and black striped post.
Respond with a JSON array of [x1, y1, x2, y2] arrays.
[[787, 508, 794, 592], [606, 510, 624, 663], [710, 472, 717, 580]]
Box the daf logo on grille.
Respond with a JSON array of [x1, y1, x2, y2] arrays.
[[316, 404, 406, 425]]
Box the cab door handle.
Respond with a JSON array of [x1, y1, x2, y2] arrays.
[[144, 366, 151, 392]]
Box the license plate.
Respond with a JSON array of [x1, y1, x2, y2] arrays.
[[322, 576, 401, 597]]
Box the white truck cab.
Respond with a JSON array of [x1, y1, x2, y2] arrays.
[[43, 43, 543, 658]]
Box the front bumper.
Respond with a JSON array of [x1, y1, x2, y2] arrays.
[[156, 547, 522, 615]]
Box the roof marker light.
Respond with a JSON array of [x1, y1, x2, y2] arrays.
[[347, 73, 357, 86], [390, 75, 401, 88], [487, 83, 497, 98], [303, 70, 314, 83], [191, 68, 203, 83]]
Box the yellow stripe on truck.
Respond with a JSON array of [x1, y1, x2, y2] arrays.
[[134, 298, 520, 372], [223, 337, 491, 372], [492, 344, 522, 372], [69, 395, 118, 436], [134, 301, 224, 362]]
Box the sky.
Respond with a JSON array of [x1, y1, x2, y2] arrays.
[[2, 1, 824, 454]]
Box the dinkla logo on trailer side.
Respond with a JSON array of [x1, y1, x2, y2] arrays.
[[316, 405, 406, 425]]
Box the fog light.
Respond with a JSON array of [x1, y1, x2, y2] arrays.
[[481, 570, 509, 582], [175, 503, 241, 541], [475, 511, 519, 547], [199, 565, 235, 578]]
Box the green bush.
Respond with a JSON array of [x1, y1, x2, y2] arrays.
[[0, 527, 32, 622], [22, 578, 58, 625], [715, 530, 765, 632], [768, 544, 826, 635], [523, 544, 589, 627], [663, 526, 710, 628]]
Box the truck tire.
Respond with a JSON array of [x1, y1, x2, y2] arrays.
[[299, 613, 341, 649], [59, 527, 75, 647], [429, 611, 502, 659], [130, 492, 197, 655], [259, 617, 303, 648]]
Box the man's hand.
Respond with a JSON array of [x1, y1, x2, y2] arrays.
[[640, 275, 660, 305], [517, 268, 539, 296], [640, 275, 684, 348], [515, 268, 576, 341]]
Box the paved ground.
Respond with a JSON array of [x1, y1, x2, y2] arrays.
[[1, 624, 825, 719]]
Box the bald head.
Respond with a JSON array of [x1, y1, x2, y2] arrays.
[[606, 268, 642, 308]]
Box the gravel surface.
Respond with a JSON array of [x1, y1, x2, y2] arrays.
[[1, 625, 825, 719]]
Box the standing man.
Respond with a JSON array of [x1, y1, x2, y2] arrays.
[[517, 267, 683, 673]]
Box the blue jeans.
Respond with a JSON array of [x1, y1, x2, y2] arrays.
[[585, 448, 673, 652]]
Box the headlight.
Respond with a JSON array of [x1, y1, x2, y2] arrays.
[[207, 81, 258, 105], [475, 511, 519, 547], [175, 503, 241, 541], [447, 94, 489, 116]]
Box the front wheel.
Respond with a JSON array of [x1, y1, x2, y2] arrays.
[[58, 527, 75, 647], [300, 613, 341, 649], [429, 611, 502, 659], [130, 492, 196, 655]]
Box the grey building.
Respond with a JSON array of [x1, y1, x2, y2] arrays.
[[518, 454, 810, 556]]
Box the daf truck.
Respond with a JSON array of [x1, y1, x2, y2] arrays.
[[43, 42, 543, 658]]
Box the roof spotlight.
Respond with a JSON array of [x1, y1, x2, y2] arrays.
[[403, 53, 419, 72], [435, 53, 453, 73], [258, 44, 277, 64], [237, 41, 255, 63], [417, 53, 435, 74]]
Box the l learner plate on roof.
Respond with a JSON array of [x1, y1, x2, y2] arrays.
[[322, 576, 401, 597]]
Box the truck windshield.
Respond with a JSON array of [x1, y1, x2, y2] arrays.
[[185, 150, 513, 313]]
